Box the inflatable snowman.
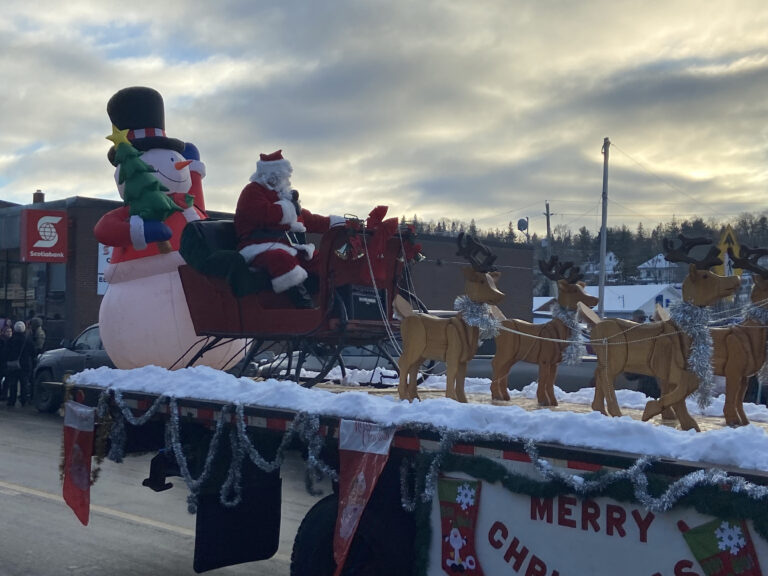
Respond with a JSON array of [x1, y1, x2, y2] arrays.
[[95, 86, 243, 370]]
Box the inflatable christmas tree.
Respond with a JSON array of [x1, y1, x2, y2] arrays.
[[106, 125, 189, 253]]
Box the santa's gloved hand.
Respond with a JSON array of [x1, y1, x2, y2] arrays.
[[291, 190, 302, 216], [289, 220, 307, 233], [143, 220, 173, 243]]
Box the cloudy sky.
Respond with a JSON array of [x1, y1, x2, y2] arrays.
[[2, 1, 767, 238]]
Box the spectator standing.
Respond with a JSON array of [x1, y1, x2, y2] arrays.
[[0, 323, 13, 400], [4, 321, 34, 407], [28, 317, 46, 360]]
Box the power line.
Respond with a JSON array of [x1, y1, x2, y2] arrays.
[[611, 141, 703, 205]]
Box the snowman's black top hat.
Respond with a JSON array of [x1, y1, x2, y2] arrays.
[[107, 86, 185, 165]]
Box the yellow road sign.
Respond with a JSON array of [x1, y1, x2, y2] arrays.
[[714, 224, 741, 276]]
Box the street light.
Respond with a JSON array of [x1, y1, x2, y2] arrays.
[[517, 217, 530, 243]]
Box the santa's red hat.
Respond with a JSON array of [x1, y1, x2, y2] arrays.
[[251, 149, 293, 182]]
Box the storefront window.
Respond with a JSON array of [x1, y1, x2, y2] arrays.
[[46, 263, 66, 322], [0, 251, 65, 324]]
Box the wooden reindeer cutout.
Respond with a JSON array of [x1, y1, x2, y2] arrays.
[[398, 233, 504, 403], [490, 256, 599, 406], [588, 235, 740, 431], [708, 245, 768, 426]]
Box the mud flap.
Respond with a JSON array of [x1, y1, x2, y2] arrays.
[[193, 468, 282, 573]]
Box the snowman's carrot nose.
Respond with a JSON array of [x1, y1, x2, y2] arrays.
[[175, 160, 193, 170]]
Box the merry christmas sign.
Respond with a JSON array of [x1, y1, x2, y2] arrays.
[[428, 474, 768, 576]]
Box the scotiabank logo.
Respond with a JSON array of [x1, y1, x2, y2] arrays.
[[21, 209, 68, 263], [32, 215, 63, 248]]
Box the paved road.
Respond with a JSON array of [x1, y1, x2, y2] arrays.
[[0, 404, 328, 575]]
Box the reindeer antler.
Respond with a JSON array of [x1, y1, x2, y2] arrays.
[[539, 256, 585, 284], [663, 234, 723, 269], [729, 244, 768, 278], [456, 232, 498, 272]]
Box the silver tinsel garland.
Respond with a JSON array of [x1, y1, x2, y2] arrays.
[[168, 398, 230, 513], [399, 428, 460, 512], [670, 301, 714, 410], [552, 303, 587, 365], [98, 390, 339, 512], [524, 438, 768, 512], [94, 389, 768, 523], [453, 295, 501, 341], [397, 424, 768, 517], [746, 304, 768, 386], [97, 389, 168, 463]]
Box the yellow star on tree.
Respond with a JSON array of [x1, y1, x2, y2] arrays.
[[106, 125, 131, 147]]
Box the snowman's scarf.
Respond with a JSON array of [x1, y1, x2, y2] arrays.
[[746, 304, 768, 387], [552, 303, 586, 365], [453, 295, 500, 342], [670, 301, 714, 410]]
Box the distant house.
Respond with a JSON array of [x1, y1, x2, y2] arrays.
[[532, 284, 682, 322], [583, 284, 681, 319], [532, 296, 556, 323], [581, 251, 620, 282], [637, 253, 680, 283]]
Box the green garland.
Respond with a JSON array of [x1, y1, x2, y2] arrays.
[[408, 451, 768, 576]]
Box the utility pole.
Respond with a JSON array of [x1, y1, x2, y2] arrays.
[[598, 137, 610, 317], [544, 201, 553, 260], [544, 201, 555, 296]]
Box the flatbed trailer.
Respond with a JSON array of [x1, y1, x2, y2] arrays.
[[59, 376, 768, 575]]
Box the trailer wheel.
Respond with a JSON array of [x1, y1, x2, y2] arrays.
[[290, 493, 415, 576]]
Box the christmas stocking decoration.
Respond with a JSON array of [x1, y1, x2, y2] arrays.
[[62, 401, 96, 525], [333, 419, 395, 576], [678, 519, 762, 576], [438, 477, 484, 575]]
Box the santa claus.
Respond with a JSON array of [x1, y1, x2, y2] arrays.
[[234, 150, 345, 308]]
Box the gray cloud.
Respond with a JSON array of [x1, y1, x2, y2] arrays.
[[2, 1, 768, 238]]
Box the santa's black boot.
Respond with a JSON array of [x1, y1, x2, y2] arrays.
[[286, 283, 315, 309]]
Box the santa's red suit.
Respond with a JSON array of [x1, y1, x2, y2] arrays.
[[235, 180, 335, 293]]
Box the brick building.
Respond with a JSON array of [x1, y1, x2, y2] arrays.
[[404, 235, 533, 321], [0, 194, 533, 350]]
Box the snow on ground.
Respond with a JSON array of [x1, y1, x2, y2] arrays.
[[70, 366, 768, 473]]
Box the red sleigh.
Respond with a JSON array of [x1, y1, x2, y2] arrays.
[[177, 210, 421, 385]]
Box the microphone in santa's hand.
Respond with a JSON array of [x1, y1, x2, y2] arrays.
[[286, 190, 306, 245]]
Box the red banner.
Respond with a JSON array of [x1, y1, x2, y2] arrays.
[[333, 419, 395, 576], [20, 209, 68, 262], [62, 401, 95, 525]]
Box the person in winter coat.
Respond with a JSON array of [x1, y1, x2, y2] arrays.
[[234, 150, 346, 308], [0, 322, 13, 401], [28, 317, 46, 361], [4, 321, 34, 407]]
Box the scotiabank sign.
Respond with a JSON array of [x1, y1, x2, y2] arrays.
[[20, 209, 68, 263]]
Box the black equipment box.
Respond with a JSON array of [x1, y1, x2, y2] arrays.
[[336, 285, 387, 321]]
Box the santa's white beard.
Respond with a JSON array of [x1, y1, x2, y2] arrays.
[[275, 180, 293, 199], [253, 173, 292, 198]]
